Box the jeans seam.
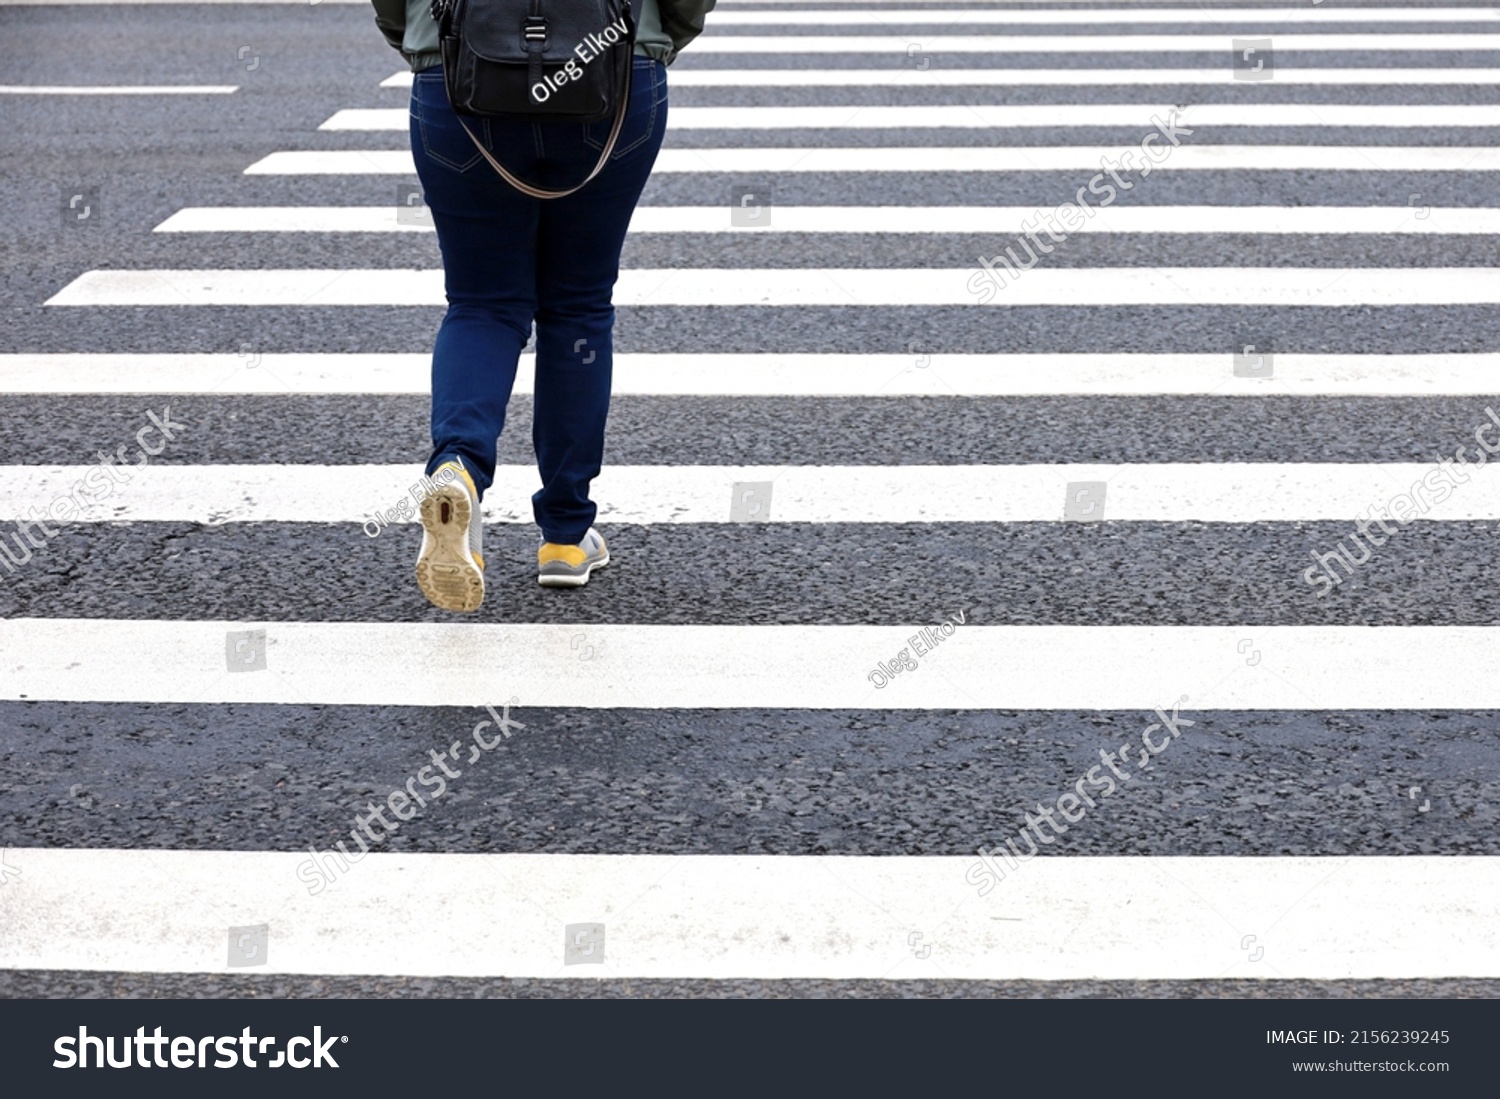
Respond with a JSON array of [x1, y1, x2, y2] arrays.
[[583, 62, 660, 160], [415, 86, 485, 174], [613, 94, 655, 160]]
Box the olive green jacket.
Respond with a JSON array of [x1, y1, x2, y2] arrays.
[[371, 0, 715, 71]]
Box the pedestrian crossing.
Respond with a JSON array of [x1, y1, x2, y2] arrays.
[[5, 849, 1496, 978], [682, 34, 1500, 52], [5, 0, 1500, 994], [43, 267, 1500, 306], [0, 84, 239, 94], [242, 147, 1500, 173], [10, 460, 1500, 523], [710, 9, 1500, 25], [147, 205, 1500, 234], [148, 205, 1500, 234], [8, 618, 1500, 708], [318, 103, 1500, 127], [381, 68, 1500, 87], [8, 352, 1499, 395]]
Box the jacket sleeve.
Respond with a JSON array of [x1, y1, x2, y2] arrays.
[[371, 0, 408, 52], [656, 0, 716, 56]]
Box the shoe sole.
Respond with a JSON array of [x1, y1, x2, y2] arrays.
[[537, 550, 610, 588], [415, 482, 484, 612]]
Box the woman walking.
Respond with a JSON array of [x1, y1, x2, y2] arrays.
[[370, 0, 714, 610]]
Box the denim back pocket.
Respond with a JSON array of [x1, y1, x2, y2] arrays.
[[581, 60, 662, 160], [413, 69, 488, 174]]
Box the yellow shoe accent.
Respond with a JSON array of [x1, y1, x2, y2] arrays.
[[537, 527, 609, 587], [538, 543, 589, 567], [444, 459, 479, 500]]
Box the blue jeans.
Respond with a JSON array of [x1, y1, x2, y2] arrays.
[[409, 58, 668, 545]]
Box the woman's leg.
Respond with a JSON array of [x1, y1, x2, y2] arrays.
[[409, 67, 541, 499], [531, 58, 669, 545]]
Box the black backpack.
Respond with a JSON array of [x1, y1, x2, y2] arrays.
[[429, 0, 637, 198]]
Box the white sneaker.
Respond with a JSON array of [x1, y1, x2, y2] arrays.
[[415, 458, 485, 612]]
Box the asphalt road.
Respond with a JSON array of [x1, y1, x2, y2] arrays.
[[1, 0, 1499, 998]]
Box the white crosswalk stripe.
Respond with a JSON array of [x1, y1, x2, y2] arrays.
[[43, 267, 1500, 307], [7, 619, 1500, 709], [9, 352, 1500, 396], [8, 1, 1499, 992], [154, 205, 1500, 235], [384, 67, 1500, 88], [0, 84, 238, 94], [7, 850, 1494, 979], [712, 8, 1500, 25], [243, 146, 1500, 174], [8, 461, 1500, 524], [320, 103, 1500, 130], [684, 34, 1500, 52]]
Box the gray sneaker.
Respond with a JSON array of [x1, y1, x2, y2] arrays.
[[415, 458, 485, 612], [537, 526, 609, 588]]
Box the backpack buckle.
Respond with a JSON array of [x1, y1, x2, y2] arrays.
[[523, 16, 547, 44]]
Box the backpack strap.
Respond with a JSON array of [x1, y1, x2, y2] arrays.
[[522, 0, 547, 101], [453, 62, 633, 201]]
